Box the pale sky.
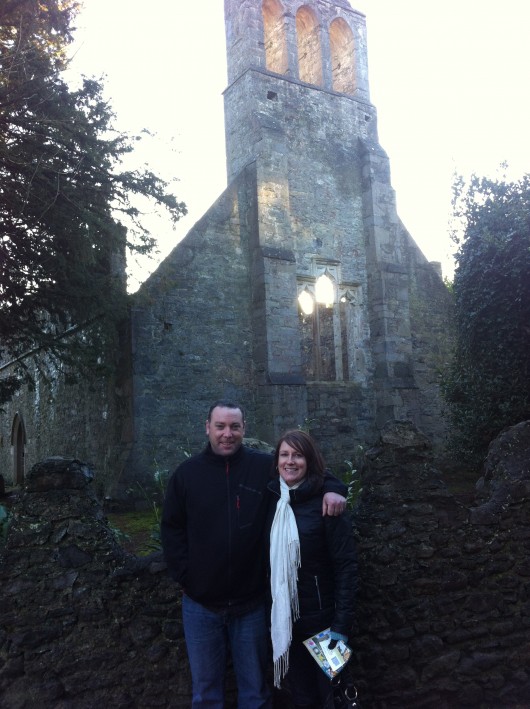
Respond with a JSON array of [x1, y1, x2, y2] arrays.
[[68, 0, 530, 289]]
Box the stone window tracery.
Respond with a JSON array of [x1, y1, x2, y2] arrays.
[[298, 265, 353, 382]]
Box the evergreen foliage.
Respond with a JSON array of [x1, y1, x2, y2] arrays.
[[443, 171, 530, 469], [0, 0, 186, 401]]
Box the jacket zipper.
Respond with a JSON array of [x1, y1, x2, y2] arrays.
[[314, 575, 323, 609], [226, 460, 232, 603]]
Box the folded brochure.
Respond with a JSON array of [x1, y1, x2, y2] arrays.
[[303, 628, 352, 679]]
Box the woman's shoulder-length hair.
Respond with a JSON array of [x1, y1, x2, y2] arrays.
[[273, 429, 326, 486]]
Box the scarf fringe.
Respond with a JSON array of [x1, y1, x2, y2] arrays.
[[274, 650, 290, 688], [287, 539, 301, 618]]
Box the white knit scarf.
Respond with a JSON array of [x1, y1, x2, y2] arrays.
[[270, 477, 301, 688]]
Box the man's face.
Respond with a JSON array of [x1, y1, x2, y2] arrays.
[[206, 406, 245, 457]]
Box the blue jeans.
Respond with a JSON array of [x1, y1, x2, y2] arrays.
[[182, 594, 272, 708]]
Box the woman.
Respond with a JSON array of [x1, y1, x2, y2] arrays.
[[268, 430, 357, 708]]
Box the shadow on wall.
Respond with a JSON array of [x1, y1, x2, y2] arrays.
[[1, 421, 530, 707]]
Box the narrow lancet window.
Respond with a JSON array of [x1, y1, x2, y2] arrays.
[[263, 0, 288, 74], [329, 17, 355, 95], [296, 6, 323, 86]]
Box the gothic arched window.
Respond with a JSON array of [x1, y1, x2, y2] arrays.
[[298, 270, 365, 383], [298, 273, 337, 381], [296, 5, 323, 87], [263, 0, 288, 75], [329, 17, 355, 95]]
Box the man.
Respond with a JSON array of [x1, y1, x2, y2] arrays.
[[161, 401, 347, 708]]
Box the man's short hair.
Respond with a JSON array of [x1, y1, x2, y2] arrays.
[[207, 401, 245, 422]]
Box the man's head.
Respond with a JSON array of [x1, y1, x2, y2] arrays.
[[206, 401, 246, 457]]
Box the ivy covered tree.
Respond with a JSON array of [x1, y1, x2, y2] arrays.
[[0, 0, 186, 401], [443, 170, 530, 469]]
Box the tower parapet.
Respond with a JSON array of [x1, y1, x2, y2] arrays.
[[225, 0, 369, 97], [224, 0, 372, 183]]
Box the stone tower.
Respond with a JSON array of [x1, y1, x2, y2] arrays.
[[128, 0, 452, 483]]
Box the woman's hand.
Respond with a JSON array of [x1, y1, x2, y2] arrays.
[[328, 631, 348, 649]]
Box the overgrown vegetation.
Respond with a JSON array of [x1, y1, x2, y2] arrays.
[[0, 0, 186, 402], [442, 169, 530, 470], [107, 509, 159, 556], [107, 463, 172, 555], [125, 464, 170, 553], [339, 449, 363, 509]]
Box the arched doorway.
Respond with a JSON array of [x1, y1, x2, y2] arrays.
[[11, 413, 26, 486]]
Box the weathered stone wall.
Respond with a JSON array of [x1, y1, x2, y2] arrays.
[[406, 242, 455, 451], [352, 421, 530, 707], [306, 381, 373, 467], [2, 422, 530, 707], [0, 324, 132, 495], [0, 458, 192, 708], [128, 172, 259, 485]]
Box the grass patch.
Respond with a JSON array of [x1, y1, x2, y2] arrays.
[[107, 509, 161, 556]]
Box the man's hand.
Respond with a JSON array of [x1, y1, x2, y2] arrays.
[[322, 492, 347, 516]]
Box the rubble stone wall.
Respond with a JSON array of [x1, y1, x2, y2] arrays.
[[2, 421, 529, 707], [352, 421, 530, 707]]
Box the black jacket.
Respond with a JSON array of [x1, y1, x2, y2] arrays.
[[161, 443, 272, 610], [161, 444, 348, 613], [267, 476, 357, 638]]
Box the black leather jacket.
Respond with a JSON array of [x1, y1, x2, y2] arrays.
[[267, 476, 357, 638]]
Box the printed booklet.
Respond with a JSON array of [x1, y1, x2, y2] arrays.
[[303, 628, 352, 679]]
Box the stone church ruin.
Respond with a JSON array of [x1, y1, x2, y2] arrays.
[[0, 3, 528, 706], [127, 0, 453, 488], [0, 0, 452, 493]]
